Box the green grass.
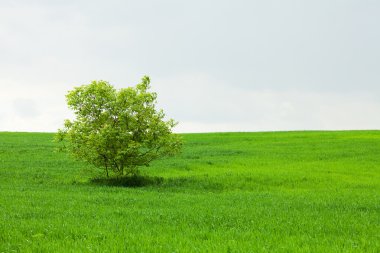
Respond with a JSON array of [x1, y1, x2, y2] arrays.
[[0, 131, 379, 252]]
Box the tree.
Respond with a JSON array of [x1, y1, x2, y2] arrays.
[[56, 76, 181, 177]]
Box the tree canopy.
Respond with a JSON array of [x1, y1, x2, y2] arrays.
[[56, 76, 181, 177]]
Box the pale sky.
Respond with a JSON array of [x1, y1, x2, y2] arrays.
[[1, 0, 379, 132]]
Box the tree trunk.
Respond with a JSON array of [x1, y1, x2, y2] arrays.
[[105, 165, 109, 178]]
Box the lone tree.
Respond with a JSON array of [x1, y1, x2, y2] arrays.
[[56, 76, 181, 177]]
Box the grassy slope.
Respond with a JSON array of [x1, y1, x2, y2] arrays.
[[0, 131, 379, 252]]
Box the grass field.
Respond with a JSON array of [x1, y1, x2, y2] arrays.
[[0, 131, 379, 252]]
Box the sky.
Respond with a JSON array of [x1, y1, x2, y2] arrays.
[[1, 0, 379, 133]]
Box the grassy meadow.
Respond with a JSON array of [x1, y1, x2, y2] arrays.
[[0, 131, 379, 252]]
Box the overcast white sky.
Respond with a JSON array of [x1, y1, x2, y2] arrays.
[[1, 0, 379, 132]]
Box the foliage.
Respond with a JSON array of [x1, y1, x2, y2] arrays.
[[56, 76, 181, 176]]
